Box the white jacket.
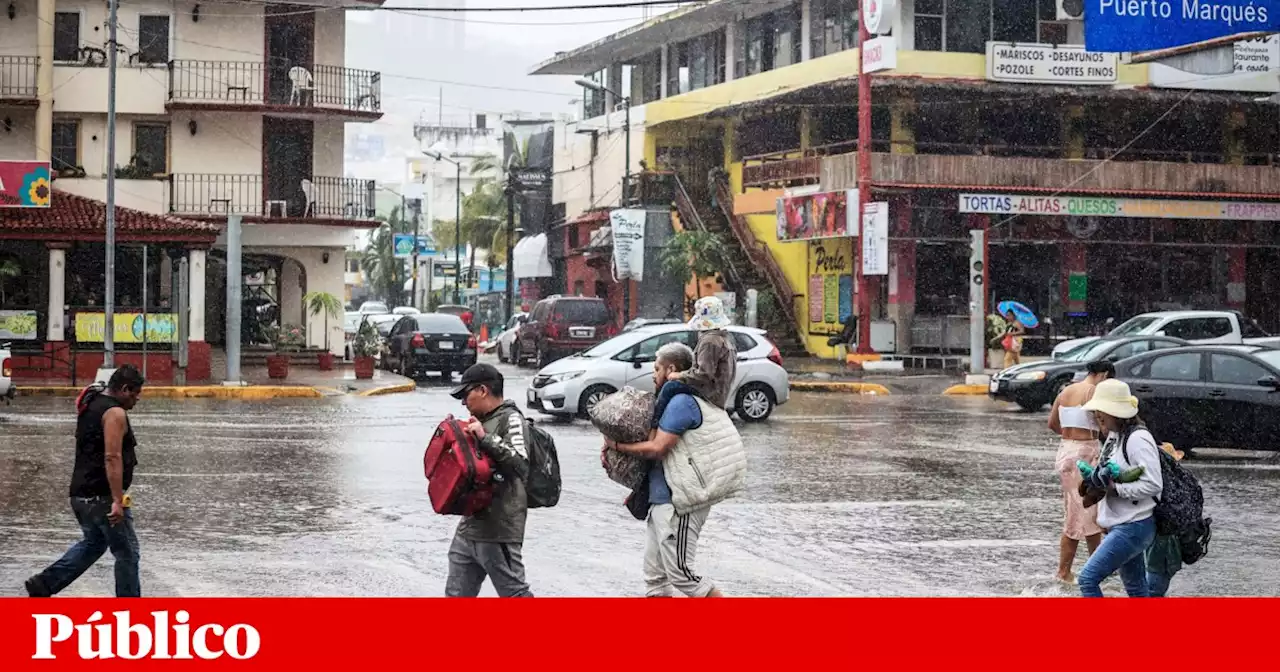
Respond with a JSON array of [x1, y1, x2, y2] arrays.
[[1098, 428, 1164, 529], [663, 397, 747, 514]]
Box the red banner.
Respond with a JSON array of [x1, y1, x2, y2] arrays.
[[0, 598, 1276, 668], [0, 161, 52, 208]]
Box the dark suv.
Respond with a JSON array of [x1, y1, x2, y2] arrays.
[[515, 296, 616, 368]]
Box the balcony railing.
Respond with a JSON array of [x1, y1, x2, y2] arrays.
[[622, 171, 676, 207], [168, 60, 381, 114], [169, 174, 376, 220], [0, 56, 38, 100]]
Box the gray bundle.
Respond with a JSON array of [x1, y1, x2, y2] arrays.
[[589, 387, 654, 490]]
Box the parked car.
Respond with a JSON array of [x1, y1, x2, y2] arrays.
[[1115, 344, 1280, 451], [392, 306, 421, 315], [1, 343, 14, 402], [1052, 310, 1280, 359], [496, 312, 528, 364], [343, 311, 363, 359], [435, 304, 474, 330], [383, 313, 477, 380], [359, 300, 390, 315], [515, 296, 617, 368], [526, 323, 789, 422], [364, 314, 402, 365], [623, 317, 681, 332], [990, 336, 1189, 410]]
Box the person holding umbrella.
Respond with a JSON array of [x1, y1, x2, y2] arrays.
[[995, 300, 1036, 368]]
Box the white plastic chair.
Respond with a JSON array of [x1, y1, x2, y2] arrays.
[[300, 179, 315, 217], [288, 66, 315, 106]]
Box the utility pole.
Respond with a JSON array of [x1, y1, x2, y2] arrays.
[[505, 179, 516, 323], [103, 0, 120, 367], [408, 195, 419, 309], [225, 215, 243, 385], [621, 95, 632, 323], [453, 160, 462, 304], [854, 11, 873, 355]]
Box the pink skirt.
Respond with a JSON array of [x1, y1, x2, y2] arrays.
[[1055, 439, 1103, 541]]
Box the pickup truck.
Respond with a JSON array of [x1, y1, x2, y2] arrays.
[[1052, 310, 1280, 359], [1, 343, 14, 403]]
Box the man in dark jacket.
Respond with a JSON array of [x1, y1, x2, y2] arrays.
[[25, 365, 145, 598], [445, 363, 534, 597]]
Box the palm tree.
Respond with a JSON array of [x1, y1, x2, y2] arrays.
[[362, 205, 412, 305], [661, 230, 728, 306], [303, 291, 344, 351]]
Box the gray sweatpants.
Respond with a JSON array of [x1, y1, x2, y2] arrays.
[[445, 534, 533, 597]]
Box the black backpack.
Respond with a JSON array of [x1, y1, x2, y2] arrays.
[[1122, 430, 1212, 565], [523, 420, 561, 509]]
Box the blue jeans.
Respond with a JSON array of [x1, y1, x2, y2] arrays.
[[1147, 571, 1173, 598], [35, 496, 141, 597], [1078, 516, 1155, 598]]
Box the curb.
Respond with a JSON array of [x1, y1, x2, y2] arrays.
[[18, 386, 323, 400], [790, 381, 891, 395], [357, 382, 418, 397], [942, 384, 990, 396]]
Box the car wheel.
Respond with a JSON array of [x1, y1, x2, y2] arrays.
[[399, 355, 414, 379], [498, 342, 509, 364], [536, 346, 551, 370], [1051, 376, 1071, 399], [440, 369, 452, 381], [578, 384, 616, 419], [1016, 399, 1045, 412], [512, 342, 524, 366], [736, 383, 775, 422]]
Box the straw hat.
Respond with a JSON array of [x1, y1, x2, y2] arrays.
[[1082, 379, 1140, 419]]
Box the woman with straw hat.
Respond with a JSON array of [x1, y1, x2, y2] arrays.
[[1076, 379, 1165, 598]]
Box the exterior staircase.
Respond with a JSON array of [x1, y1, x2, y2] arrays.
[[672, 174, 808, 357]]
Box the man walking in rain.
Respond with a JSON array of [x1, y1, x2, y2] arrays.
[[25, 365, 146, 598]]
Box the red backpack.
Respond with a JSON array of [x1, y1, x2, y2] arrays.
[[424, 418, 495, 516]]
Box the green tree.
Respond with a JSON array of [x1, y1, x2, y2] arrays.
[[0, 259, 19, 306], [661, 230, 727, 302], [361, 205, 412, 305], [303, 291, 344, 351]]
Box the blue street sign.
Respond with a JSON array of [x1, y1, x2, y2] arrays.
[[1085, 0, 1278, 52], [393, 234, 436, 258]]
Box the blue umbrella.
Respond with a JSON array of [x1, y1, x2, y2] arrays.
[[997, 300, 1039, 328]]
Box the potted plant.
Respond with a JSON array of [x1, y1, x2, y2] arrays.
[[266, 323, 305, 379], [351, 320, 380, 380], [304, 290, 344, 371]]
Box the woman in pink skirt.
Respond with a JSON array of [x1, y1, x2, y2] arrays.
[[1047, 360, 1113, 582]]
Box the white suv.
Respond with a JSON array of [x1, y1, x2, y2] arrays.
[[526, 324, 790, 422], [1, 343, 14, 402]]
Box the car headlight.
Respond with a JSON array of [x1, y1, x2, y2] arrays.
[[1015, 371, 1047, 381], [545, 371, 584, 384]]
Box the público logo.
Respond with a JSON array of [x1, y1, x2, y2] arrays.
[[32, 610, 261, 660]]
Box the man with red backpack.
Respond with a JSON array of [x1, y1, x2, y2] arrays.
[[444, 364, 537, 597]]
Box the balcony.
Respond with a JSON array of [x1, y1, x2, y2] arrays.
[[167, 60, 382, 121], [168, 174, 377, 223], [819, 151, 1280, 198], [622, 171, 676, 207], [0, 56, 38, 105]]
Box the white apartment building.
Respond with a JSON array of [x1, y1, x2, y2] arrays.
[[409, 114, 501, 228], [0, 0, 382, 356]]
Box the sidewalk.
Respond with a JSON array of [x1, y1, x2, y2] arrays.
[[786, 355, 1052, 396], [17, 364, 416, 399]]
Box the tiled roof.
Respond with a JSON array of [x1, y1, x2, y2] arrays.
[[0, 189, 220, 240]]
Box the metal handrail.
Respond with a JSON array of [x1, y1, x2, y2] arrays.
[[670, 172, 745, 293], [713, 176, 803, 342]]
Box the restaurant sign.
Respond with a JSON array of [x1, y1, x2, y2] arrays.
[[958, 194, 1280, 221], [0, 310, 38, 340], [0, 161, 52, 208], [75, 313, 179, 344]]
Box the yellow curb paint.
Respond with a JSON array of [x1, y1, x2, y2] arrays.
[[17, 386, 323, 399], [943, 384, 990, 396], [844, 353, 884, 364], [790, 381, 891, 395], [357, 382, 417, 397]]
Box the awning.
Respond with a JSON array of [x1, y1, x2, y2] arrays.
[[513, 233, 553, 279], [0, 189, 221, 243]]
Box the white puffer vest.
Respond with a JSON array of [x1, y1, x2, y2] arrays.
[[664, 397, 747, 514]]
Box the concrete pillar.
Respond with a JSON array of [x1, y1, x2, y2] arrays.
[[280, 258, 304, 330], [890, 94, 917, 155], [1061, 243, 1087, 316], [46, 246, 66, 341], [659, 44, 670, 98], [188, 249, 207, 341], [1063, 104, 1086, 159], [159, 253, 173, 305], [887, 197, 914, 352], [725, 22, 737, 82], [799, 109, 813, 152], [35, 0, 54, 162], [800, 0, 813, 62], [1224, 107, 1247, 166], [1227, 247, 1246, 310]]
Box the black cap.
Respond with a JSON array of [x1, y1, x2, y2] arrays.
[[450, 363, 503, 399]]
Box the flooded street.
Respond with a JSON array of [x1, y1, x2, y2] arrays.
[[3, 365, 1280, 597]]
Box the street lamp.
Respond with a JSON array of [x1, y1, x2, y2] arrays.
[[575, 77, 633, 322], [427, 141, 463, 304]]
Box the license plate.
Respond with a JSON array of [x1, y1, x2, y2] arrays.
[[989, 380, 999, 393], [438, 341, 454, 350], [527, 389, 537, 404], [570, 327, 595, 339]]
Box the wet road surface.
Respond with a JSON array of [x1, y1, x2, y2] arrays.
[[3, 363, 1279, 597]]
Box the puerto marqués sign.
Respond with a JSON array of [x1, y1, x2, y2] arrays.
[[1084, 0, 1278, 53]]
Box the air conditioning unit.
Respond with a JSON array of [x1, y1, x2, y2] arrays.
[[1057, 0, 1084, 20]]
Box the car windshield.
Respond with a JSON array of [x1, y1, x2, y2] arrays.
[[556, 300, 610, 325], [1062, 339, 1123, 362], [1109, 316, 1159, 336], [1254, 350, 1280, 369], [415, 314, 467, 333], [343, 313, 361, 331]]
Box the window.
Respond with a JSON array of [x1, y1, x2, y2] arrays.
[[132, 123, 169, 174], [137, 15, 171, 64], [1037, 0, 1069, 44], [1148, 353, 1202, 382], [914, 0, 944, 51], [914, 0, 988, 53], [991, 0, 1037, 43], [674, 29, 726, 93], [51, 120, 79, 171], [666, 41, 690, 96], [1210, 354, 1270, 386], [573, 280, 585, 296], [582, 70, 606, 118], [621, 331, 695, 363], [53, 12, 80, 62], [738, 4, 802, 76], [732, 332, 758, 352], [810, 0, 858, 59], [630, 51, 662, 104], [1163, 318, 1233, 341]]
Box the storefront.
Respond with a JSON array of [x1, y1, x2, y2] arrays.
[[0, 190, 220, 384]]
